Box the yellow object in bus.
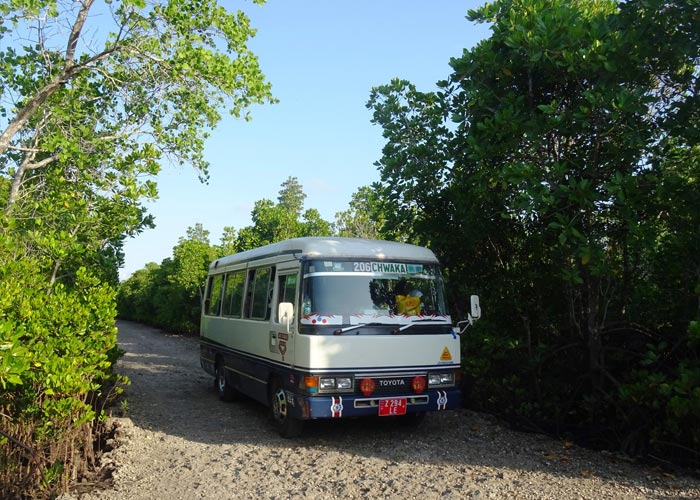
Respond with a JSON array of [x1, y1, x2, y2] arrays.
[[396, 294, 421, 315]]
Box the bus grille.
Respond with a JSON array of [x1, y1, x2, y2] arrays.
[[354, 375, 422, 396]]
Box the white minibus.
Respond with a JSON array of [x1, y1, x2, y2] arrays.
[[200, 237, 480, 437]]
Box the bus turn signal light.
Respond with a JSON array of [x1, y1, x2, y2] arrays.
[[304, 376, 319, 393]]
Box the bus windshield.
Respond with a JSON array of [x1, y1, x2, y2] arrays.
[[299, 259, 450, 332]]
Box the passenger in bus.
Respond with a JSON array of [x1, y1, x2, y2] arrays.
[[395, 279, 422, 316]]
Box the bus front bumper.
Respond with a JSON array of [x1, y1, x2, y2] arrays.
[[293, 388, 462, 420]]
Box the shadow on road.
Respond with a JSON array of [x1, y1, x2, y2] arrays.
[[113, 320, 697, 495]]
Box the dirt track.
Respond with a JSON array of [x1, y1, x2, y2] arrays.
[[62, 321, 700, 499]]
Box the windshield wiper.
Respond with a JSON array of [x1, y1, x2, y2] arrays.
[[333, 322, 391, 335], [392, 318, 449, 334]]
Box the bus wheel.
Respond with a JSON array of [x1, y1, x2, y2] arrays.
[[270, 380, 303, 438], [215, 360, 237, 402]]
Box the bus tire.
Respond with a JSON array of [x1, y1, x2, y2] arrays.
[[270, 379, 303, 438], [215, 359, 237, 402]]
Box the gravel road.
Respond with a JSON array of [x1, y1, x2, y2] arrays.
[[63, 320, 700, 499]]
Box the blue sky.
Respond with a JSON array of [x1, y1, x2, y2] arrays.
[[120, 0, 491, 280]]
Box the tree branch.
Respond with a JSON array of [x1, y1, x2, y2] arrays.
[[65, 0, 95, 69], [23, 154, 59, 171], [0, 0, 122, 161]]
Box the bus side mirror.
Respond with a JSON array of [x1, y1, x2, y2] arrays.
[[278, 302, 294, 332], [470, 295, 481, 321], [457, 295, 481, 334]]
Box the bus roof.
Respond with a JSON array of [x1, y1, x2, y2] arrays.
[[210, 237, 439, 270]]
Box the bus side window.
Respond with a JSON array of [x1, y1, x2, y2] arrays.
[[243, 269, 256, 319], [251, 267, 272, 320], [222, 271, 245, 317], [275, 273, 298, 322], [205, 275, 224, 316], [266, 268, 276, 320]]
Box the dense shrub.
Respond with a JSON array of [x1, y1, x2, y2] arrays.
[[370, 0, 700, 468], [0, 258, 125, 499]]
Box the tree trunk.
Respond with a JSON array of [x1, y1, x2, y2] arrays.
[[585, 271, 603, 394]]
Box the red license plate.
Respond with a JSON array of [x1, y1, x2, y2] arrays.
[[378, 398, 407, 416]]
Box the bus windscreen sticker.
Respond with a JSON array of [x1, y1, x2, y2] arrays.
[[352, 262, 423, 275]]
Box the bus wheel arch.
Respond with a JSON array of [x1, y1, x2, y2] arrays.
[[269, 377, 304, 438], [215, 357, 237, 402]]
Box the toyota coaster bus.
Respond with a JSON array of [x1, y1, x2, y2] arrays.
[[200, 237, 481, 437]]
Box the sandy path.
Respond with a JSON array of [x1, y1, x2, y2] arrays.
[[63, 320, 700, 499]]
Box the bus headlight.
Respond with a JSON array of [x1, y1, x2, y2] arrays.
[[319, 377, 336, 390], [336, 377, 352, 390], [318, 376, 354, 393], [428, 372, 455, 387]]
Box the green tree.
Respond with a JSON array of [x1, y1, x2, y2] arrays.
[[116, 262, 161, 322], [217, 225, 238, 257], [234, 177, 332, 250], [275, 176, 305, 241], [277, 176, 306, 215], [235, 198, 284, 250], [301, 208, 333, 237], [1, 0, 274, 280], [0, 1, 275, 496], [118, 225, 217, 334], [334, 185, 385, 239], [171, 223, 215, 299], [369, 0, 700, 462]]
